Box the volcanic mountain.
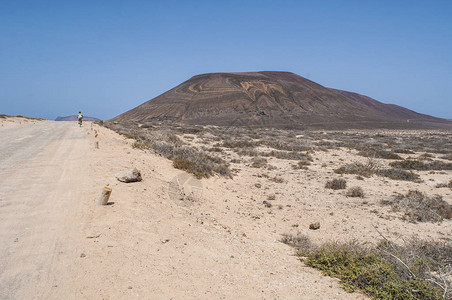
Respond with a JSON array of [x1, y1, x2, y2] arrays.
[[112, 71, 451, 129]]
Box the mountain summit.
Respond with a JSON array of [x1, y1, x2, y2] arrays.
[[112, 71, 451, 129]]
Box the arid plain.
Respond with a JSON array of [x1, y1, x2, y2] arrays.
[[1, 115, 451, 299]]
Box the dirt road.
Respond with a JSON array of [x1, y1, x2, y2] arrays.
[[0, 122, 89, 299]]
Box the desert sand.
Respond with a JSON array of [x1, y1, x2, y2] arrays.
[[1, 116, 450, 299]]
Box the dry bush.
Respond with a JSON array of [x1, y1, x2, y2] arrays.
[[390, 159, 452, 171], [377, 238, 452, 299], [347, 186, 364, 198], [440, 154, 452, 161], [206, 147, 224, 153], [358, 149, 402, 160], [250, 157, 268, 168], [325, 178, 347, 190], [419, 152, 434, 159], [280, 234, 314, 253], [132, 139, 148, 150], [383, 190, 452, 223], [293, 160, 311, 169], [222, 139, 258, 149], [171, 147, 230, 178], [259, 150, 313, 161], [174, 125, 204, 134], [378, 168, 421, 182], [335, 157, 421, 182], [236, 148, 260, 157], [392, 148, 415, 154], [335, 157, 381, 178], [261, 137, 312, 152], [435, 180, 452, 189], [269, 176, 285, 183], [104, 121, 230, 178]]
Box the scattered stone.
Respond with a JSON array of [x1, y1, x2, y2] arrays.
[[309, 222, 321, 230], [255, 183, 262, 188], [80, 253, 86, 258], [115, 168, 142, 183], [86, 234, 101, 239], [128, 286, 133, 289]]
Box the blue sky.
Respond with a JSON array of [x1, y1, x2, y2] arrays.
[[1, 0, 451, 120]]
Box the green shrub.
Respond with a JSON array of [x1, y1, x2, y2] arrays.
[[303, 243, 442, 299], [281, 237, 444, 300]]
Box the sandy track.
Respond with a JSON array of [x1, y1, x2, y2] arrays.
[[0, 122, 89, 299]]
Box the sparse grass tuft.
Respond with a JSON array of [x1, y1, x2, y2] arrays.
[[325, 178, 347, 190]]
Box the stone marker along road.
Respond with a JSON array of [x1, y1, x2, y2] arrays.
[[0, 122, 90, 299]]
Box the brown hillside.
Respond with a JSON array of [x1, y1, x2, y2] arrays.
[[112, 71, 451, 129]]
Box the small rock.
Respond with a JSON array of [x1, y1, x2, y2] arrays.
[[263, 201, 272, 208], [255, 183, 262, 188], [309, 222, 321, 230], [80, 253, 86, 258], [115, 168, 142, 183], [128, 286, 133, 289]]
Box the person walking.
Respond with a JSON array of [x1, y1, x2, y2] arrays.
[[77, 111, 83, 127]]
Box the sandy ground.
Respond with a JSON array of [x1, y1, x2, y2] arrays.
[[1, 117, 450, 299]]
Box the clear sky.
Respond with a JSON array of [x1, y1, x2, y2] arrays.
[[1, 0, 451, 120]]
